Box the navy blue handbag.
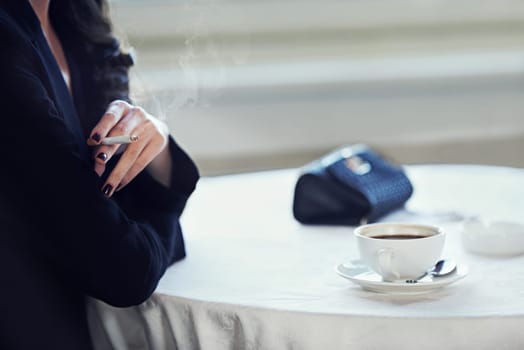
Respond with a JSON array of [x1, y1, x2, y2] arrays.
[[292, 145, 413, 225]]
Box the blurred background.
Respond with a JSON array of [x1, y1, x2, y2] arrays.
[[109, 0, 524, 175]]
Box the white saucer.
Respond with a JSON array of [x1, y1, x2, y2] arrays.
[[335, 260, 468, 294]]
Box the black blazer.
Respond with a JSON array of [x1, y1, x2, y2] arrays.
[[0, 1, 199, 349]]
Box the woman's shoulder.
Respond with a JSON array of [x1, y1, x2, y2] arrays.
[[0, 4, 38, 52], [0, 1, 39, 31], [0, 8, 24, 37]]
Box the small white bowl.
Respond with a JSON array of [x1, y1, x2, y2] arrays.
[[461, 219, 524, 256]]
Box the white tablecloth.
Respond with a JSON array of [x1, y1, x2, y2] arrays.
[[89, 165, 524, 350]]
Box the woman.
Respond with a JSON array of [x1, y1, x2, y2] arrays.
[[0, 0, 199, 349]]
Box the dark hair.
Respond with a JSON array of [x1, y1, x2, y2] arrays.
[[49, 0, 114, 47], [49, 0, 134, 125]]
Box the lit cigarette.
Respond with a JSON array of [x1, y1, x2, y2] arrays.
[[101, 135, 139, 145], [88, 135, 139, 146]]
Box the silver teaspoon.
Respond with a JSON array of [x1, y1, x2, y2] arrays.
[[405, 259, 457, 283]]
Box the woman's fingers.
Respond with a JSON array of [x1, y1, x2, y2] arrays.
[[101, 141, 145, 197], [88, 100, 130, 144], [102, 130, 164, 197], [88, 100, 170, 197], [102, 118, 168, 197], [93, 109, 143, 166], [88, 101, 145, 177], [118, 136, 167, 190]]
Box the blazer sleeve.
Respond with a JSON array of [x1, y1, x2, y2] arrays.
[[0, 30, 199, 307], [109, 136, 200, 264], [80, 37, 200, 263]]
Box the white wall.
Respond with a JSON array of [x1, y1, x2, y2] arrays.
[[110, 0, 524, 174]]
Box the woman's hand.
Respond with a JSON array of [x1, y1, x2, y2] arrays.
[[87, 100, 172, 197]]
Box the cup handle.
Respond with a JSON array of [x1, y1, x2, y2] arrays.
[[376, 248, 400, 281]]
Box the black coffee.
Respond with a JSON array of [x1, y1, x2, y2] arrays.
[[371, 234, 428, 240]]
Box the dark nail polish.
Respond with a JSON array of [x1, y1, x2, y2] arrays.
[[102, 184, 113, 196], [97, 153, 108, 161], [91, 133, 101, 142]]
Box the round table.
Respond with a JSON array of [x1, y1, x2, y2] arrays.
[[89, 165, 524, 350]]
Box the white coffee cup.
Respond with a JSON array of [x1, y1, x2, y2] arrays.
[[354, 223, 445, 281]]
